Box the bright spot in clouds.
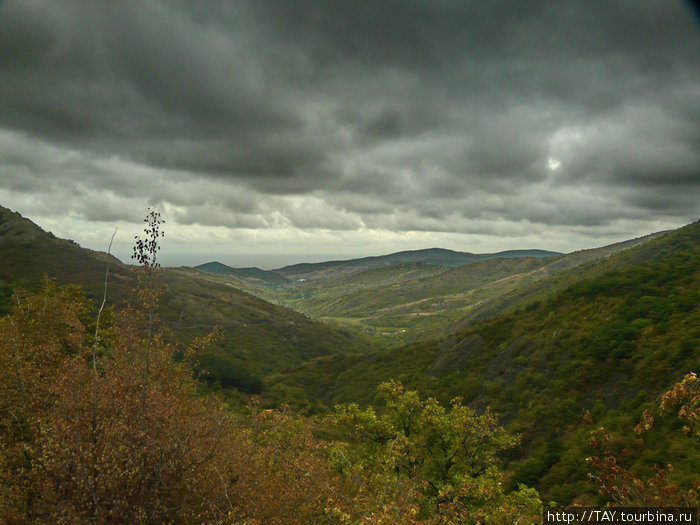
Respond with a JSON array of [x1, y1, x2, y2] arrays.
[[547, 157, 562, 170]]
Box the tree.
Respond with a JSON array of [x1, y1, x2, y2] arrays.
[[330, 380, 542, 524], [0, 283, 90, 521], [132, 207, 165, 271], [131, 207, 165, 339], [1, 210, 548, 523]]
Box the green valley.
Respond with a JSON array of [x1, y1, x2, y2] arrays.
[[228, 231, 665, 346]]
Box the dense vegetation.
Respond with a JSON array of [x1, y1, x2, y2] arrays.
[[273, 247, 560, 281], [0, 206, 697, 520], [0, 280, 695, 522], [251, 232, 663, 346], [0, 268, 542, 522]]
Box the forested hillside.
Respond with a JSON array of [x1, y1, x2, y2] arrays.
[[2, 0, 697, 520], [274, 247, 559, 281], [269, 221, 700, 502], [0, 208, 548, 523], [0, 205, 368, 394]]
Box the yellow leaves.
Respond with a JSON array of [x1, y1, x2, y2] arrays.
[[324, 505, 353, 524], [0, 283, 247, 523], [683, 371, 697, 384], [636, 371, 698, 439], [2, 282, 548, 523], [183, 325, 223, 363], [634, 409, 655, 435]]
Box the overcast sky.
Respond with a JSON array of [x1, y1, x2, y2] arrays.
[[1, 1, 698, 268]]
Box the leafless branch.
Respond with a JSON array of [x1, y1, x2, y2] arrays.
[[93, 228, 117, 373]]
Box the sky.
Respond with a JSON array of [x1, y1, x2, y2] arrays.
[[0, 1, 698, 269]]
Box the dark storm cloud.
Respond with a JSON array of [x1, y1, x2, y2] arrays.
[[0, 0, 698, 235]]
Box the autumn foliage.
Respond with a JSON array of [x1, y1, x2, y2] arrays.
[[4, 210, 698, 522], [0, 278, 547, 523], [0, 281, 229, 521]]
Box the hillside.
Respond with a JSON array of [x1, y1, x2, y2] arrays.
[[0, 205, 133, 310], [296, 261, 450, 291], [3, 204, 697, 504], [0, 205, 369, 393], [451, 230, 670, 329], [267, 221, 700, 502]]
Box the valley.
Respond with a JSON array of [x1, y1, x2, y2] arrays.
[[198, 230, 666, 347], [1, 203, 697, 507], [267, 220, 700, 502], [2, 2, 697, 520]]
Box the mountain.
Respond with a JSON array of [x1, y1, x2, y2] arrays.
[[0, 205, 368, 394], [449, 230, 670, 330], [195, 261, 290, 287], [267, 220, 700, 502], [291, 261, 450, 293], [274, 247, 561, 281]]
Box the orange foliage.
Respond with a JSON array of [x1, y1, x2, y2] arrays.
[[0, 281, 347, 523], [0, 282, 236, 522]]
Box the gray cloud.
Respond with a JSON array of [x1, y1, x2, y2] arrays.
[[0, 0, 698, 254]]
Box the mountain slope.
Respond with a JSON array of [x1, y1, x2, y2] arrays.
[[0, 205, 369, 392], [0, 205, 132, 311], [297, 261, 450, 291], [451, 230, 670, 329], [268, 221, 700, 501], [296, 256, 551, 318]]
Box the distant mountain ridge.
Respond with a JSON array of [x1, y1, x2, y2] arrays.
[[272, 247, 561, 281], [195, 261, 290, 287]]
